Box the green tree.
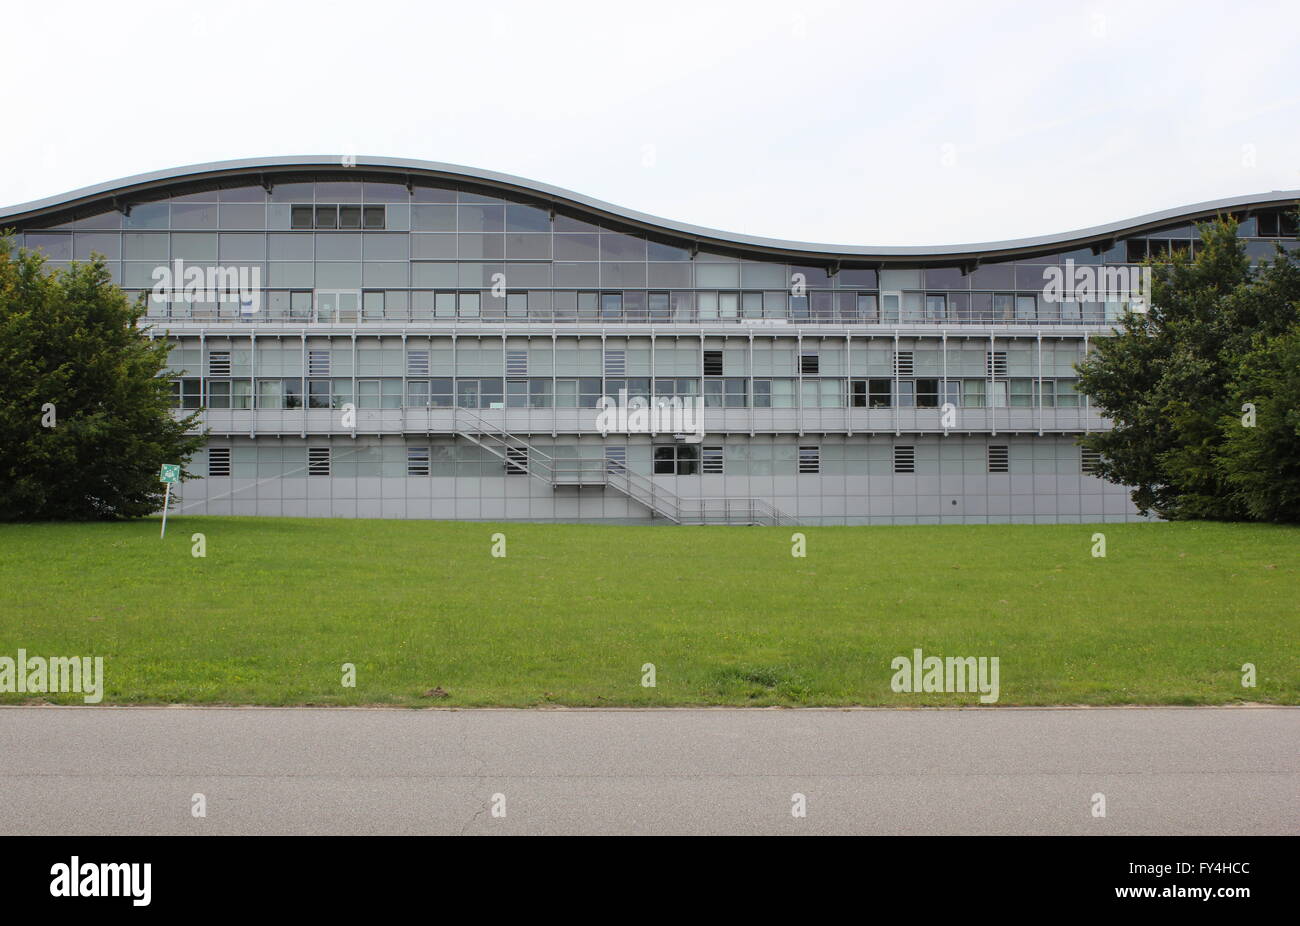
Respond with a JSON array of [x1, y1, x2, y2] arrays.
[[1077, 216, 1300, 521], [1218, 322, 1300, 521], [0, 235, 204, 520]]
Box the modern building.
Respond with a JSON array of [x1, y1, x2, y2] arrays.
[[2, 158, 1296, 524]]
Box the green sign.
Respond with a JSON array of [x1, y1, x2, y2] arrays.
[[159, 464, 180, 484]]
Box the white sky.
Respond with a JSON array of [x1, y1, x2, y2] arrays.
[[2, 0, 1297, 246]]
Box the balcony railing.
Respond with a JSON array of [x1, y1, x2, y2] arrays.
[[143, 304, 1122, 327]]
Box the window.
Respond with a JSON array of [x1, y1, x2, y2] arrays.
[[505, 350, 528, 376], [800, 378, 844, 408], [406, 380, 430, 407], [505, 380, 529, 408], [1126, 239, 1147, 262], [704, 378, 747, 408], [1055, 379, 1080, 408], [207, 380, 231, 408], [505, 447, 528, 475], [987, 350, 1007, 377], [653, 444, 698, 475], [407, 350, 430, 377], [171, 378, 201, 409], [207, 447, 231, 476], [295, 204, 386, 230], [1081, 448, 1102, 474], [207, 350, 231, 377], [308, 447, 331, 476], [800, 351, 820, 374], [428, 378, 452, 407], [703, 350, 724, 376], [652, 378, 699, 401], [851, 379, 892, 408], [858, 293, 879, 322], [231, 380, 254, 409], [604, 446, 628, 474], [1015, 295, 1037, 320], [357, 379, 401, 409], [528, 379, 553, 408], [308, 350, 331, 377], [894, 351, 914, 376], [988, 444, 1009, 473], [798, 445, 820, 474], [362, 291, 385, 319], [648, 291, 671, 320], [407, 447, 430, 476], [702, 446, 724, 474], [753, 379, 796, 408], [915, 378, 940, 408], [256, 379, 283, 409], [1256, 210, 1297, 237], [309, 379, 332, 408], [893, 445, 915, 474], [925, 294, 946, 321], [601, 292, 623, 318]]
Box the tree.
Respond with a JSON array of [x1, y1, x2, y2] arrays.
[[0, 235, 204, 520], [1218, 322, 1300, 521], [1076, 216, 1300, 522]]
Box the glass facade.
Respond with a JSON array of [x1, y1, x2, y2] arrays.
[[14, 172, 1288, 327]]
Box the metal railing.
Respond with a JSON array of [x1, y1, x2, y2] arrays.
[[145, 304, 1122, 327], [602, 460, 796, 526], [453, 408, 797, 525], [453, 406, 557, 486]]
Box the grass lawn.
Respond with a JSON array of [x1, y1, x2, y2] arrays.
[[0, 517, 1294, 707]]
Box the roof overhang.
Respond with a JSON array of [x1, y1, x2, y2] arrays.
[[1, 155, 1296, 267]]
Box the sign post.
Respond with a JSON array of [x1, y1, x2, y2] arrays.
[[159, 464, 180, 538]]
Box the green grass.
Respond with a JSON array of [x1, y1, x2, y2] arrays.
[[0, 518, 1295, 707]]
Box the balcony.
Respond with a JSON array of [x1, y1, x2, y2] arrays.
[[187, 406, 1109, 436]]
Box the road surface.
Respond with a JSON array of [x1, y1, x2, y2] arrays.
[[0, 706, 1294, 835]]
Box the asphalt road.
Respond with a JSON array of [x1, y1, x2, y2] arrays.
[[0, 706, 1294, 835]]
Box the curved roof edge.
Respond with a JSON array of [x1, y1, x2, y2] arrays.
[[1, 155, 1296, 265]]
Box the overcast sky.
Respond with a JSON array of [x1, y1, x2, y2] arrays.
[[2, 0, 1296, 246]]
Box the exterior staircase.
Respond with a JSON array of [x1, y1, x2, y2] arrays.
[[453, 407, 797, 526]]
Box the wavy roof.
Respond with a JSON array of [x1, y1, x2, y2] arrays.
[[1, 155, 1295, 266]]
